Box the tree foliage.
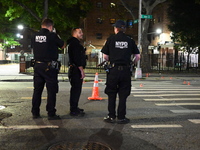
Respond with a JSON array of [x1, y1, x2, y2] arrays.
[[0, 0, 92, 40], [0, 3, 20, 47], [167, 0, 200, 47]]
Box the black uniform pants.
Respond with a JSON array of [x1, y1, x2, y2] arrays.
[[31, 63, 58, 116], [68, 66, 83, 112], [105, 66, 131, 119]]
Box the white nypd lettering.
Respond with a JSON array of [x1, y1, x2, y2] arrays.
[[115, 41, 128, 49], [35, 36, 47, 43]]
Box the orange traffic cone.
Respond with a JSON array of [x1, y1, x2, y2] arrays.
[[88, 73, 103, 100], [187, 82, 191, 85]]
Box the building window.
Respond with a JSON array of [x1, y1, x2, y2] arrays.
[[96, 33, 102, 39], [97, 2, 102, 8], [158, 17, 161, 23], [96, 18, 103, 24], [110, 18, 116, 24]]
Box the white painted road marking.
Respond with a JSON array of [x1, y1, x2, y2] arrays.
[[133, 94, 200, 97], [21, 97, 47, 100], [155, 103, 200, 106], [188, 119, 200, 124], [0, 125, 59, 130], [131, 88, 200, 90], [132, 91, 200, 93], [131, 124, 182, 128], [170, 110, 200, 113], [144, 98, 200, 101]]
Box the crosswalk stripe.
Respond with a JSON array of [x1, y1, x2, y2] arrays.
[[132, 91, 200, 93], [144, 98, 200, 101], [21, 97, 47, 100], [131, 88, 200, 91], [134, 94, 200, 97], [188, 119, 200, 124], [155, 103, 200, 106], [131, 124, 182, 128], [170, 110, 200, 113], [0, 125, 59, 130], [82, 87, 93, 89]]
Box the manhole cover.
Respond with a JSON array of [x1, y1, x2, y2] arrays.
[[48, 141, 112, 150]]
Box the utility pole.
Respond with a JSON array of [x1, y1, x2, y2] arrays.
[[135, 0, 142, 79]]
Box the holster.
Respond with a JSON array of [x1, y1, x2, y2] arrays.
[[68, 65, 74, 78], [30, 59, 35, 67], [46, 61, 61, 73]]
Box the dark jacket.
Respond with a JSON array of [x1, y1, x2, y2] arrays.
[[67, 37, 86, 68], [101, 31, 139, 64], [32, 28, 64, 61]]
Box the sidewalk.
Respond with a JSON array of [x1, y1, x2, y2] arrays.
[[0, 64, 199, 81], [0, 64, 106, 82]]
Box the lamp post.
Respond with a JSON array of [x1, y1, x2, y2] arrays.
[[17, 24, 26, 73], [135, 0, 142, 79]]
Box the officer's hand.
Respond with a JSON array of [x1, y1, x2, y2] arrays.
[[78, 66, 85, 79], [134, 54, 141, 63], [80, 70, 85, 79]]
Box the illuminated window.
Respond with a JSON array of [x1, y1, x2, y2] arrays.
[[110, 18, 116, 24]]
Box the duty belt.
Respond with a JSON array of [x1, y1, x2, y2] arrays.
[[111, 63, 130, 67], [35, 61, 51, 63]]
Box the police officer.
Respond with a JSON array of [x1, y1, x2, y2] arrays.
[[31, 18, 65, 120], [101, 20, 140, 124], [67, 28, 86, 116]]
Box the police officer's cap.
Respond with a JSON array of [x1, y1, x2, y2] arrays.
[[112, 20, 126, 29]]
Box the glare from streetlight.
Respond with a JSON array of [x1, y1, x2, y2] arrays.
[[17, 25, 24, 30], [156, 29, 162, 34], [16, 33, 23, 39], [16, 33, 21, 38]]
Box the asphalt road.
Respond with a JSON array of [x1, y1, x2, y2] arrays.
[[0, 77, 200, 150]]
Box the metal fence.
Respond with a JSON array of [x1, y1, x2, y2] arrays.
[[149, 53, 199, 73], [25, 53, 105, 74], [23, 52, 199, 74]]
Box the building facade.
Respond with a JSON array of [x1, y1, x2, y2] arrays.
[[84, 0, 182, 69]]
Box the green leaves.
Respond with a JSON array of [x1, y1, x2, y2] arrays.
[[0, 0, 92, 40], [168, 0, 200, 47]]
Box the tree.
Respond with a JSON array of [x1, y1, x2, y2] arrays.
[[120, 0, 166, 73], [0, 0, 92, 40], [0, 3, 20, 48], [167, 0, 200, 70]]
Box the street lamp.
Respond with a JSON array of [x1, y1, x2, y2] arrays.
[[148, 28, 162, 35], [156, 28, 162, 34], [17, 25, 24, 30]]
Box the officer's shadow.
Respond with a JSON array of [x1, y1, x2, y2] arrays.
[[88, 123, 124, 150], [33, 117, 64, 141]]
